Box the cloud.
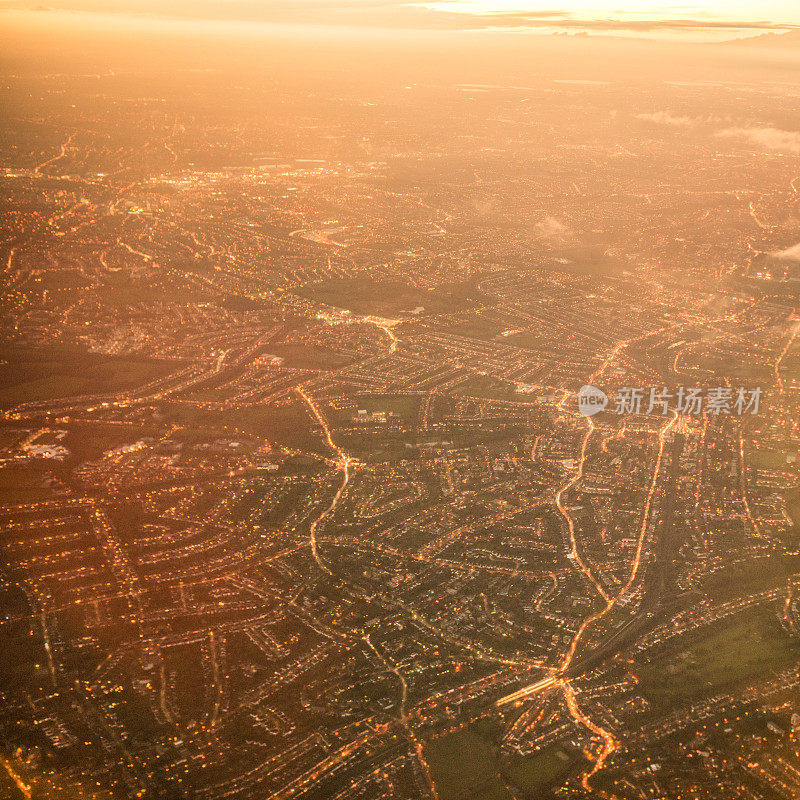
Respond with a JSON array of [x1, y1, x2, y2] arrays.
[[2, 1, 798, 37], [638, 116, 800, 156], [771, 243, 800, 261], [636, 112, 697, 127], [534, 216, 571, 241], [468, 14, 796, 34], [716, 126, 800, 154]]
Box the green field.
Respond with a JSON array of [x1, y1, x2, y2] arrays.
[[298, 277, 492, 317], [267, 343, 353, 370], [442, 317, 507, 341], [749, 449, 789, 470], [424, 720, 575, 800], [637, 611, 800, 710], [425, 722, 511, 800], [534, 245, 627, 277], [158, 401, 329, 455], [783, 489, 800, 526], [0, 346, 176, 408], [504, 747, 574, 796], [0, 465, 61, 504], [456, 375, 537, 404], [332, 394, 420, 424]]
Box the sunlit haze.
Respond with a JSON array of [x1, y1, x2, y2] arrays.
[[2, 0, 800, 41], [426, 0, 800, 24], [2, 3, 800, 800]]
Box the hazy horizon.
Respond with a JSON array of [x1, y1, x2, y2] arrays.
[[2, 0, 800, 43]]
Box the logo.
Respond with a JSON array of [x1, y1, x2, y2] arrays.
[[577, 385, 609, 417], [574, 385, 761, 417]]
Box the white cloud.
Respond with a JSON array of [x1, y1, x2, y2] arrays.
[[716, 126, 800, 153], [771, 242, 800, 261], [636, 112, 697, 127], [534, 216, 570, 240]]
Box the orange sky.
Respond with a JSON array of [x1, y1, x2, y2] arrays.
[[426, 0, 800, 25], [0, 0, 798, 42]]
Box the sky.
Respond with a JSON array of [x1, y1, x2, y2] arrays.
[[426, 0, 800, 25], [1, 0, 799, 41]]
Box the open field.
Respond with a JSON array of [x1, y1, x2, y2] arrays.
[[425, 720, 577, 800], [636, 611, 800, 710], [0, 347, 177, 408], [298, 277, 492, 317]]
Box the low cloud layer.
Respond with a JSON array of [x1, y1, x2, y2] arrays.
[[716, 127, 800, 154], [534, 216, 571, 241], [636, 112, 697, 127], [771, 242, 800, 261], [637, 113, 800, 155]]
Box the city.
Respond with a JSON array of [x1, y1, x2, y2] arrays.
[[1, 5, 800, 799]]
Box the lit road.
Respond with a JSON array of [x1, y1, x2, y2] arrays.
[[297, 385, 355, 576]]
